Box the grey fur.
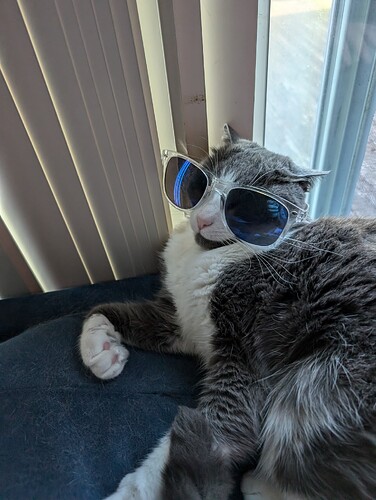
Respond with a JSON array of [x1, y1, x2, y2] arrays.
[[162, 407, 234, 500], [83, 127, 376, 499], [88, 289, 182, 353]]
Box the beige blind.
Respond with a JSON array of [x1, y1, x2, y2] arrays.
[[0, 0, 259, 299], [0, 0, 171, 298]]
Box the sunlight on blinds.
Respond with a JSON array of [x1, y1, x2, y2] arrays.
[[1, 66, 95, 284], [0, 0, 170, 297], [0, 0, 258, 299]]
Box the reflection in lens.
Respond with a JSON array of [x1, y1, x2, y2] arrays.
[[174, 160, 191, 207], [225, 188, 288, 246], [164, 157, 207, 209]]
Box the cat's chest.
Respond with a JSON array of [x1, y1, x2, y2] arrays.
[[163, 223, 244, 360]]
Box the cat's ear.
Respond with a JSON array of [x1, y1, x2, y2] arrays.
[[288, 168, 330, 192], [221, 123, 241, 145]]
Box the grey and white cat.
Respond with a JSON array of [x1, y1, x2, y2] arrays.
[[80, 125, 376, 500]]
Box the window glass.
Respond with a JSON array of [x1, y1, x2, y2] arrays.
[[265, 0, 333, 167]]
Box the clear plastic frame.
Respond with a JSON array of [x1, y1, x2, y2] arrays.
[[161, 149, 308, 249]]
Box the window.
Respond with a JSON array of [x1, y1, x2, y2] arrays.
[[264, 0, 333, 168], [261, 0, 376, 218]]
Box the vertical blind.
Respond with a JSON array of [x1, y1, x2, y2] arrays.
[[0, 0, 259, 299]]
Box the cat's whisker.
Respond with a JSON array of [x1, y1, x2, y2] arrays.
[[285, 236, 343, 256], [225, 237, 251, 262], [235, 240, 262, 274], [261, 253, 297, 280], [209, 150, 216, 172], [233, 243, 282, 284], [254, 252, 273, 283], [249, 163, 265, 186], [257, 252, 293, 287], [230, 237, 315, 269], [270, 252, 318, 264], [267, 254, 315, 265], [214, 147, 219, 177], [250, 169, 271, 186], [185, 143, 208, 159], [265, 242, 319, 264], [262, 254, 296, 285], [283, 237, 343, 257]]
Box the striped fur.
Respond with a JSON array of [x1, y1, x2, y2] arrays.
[[81, 128, 376, 499]]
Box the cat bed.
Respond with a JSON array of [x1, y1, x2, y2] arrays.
[[0, 275, 206, 499]]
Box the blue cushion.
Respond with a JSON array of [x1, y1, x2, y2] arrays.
[[0, 275, 200, 499], [0, 274, 162, 343]]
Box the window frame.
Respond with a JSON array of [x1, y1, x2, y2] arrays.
[[309, 0, 376, 218]]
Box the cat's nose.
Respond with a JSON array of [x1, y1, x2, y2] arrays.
[[197, 215, 213, 230]]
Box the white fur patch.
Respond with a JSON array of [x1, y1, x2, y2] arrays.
[[163, 222, 245, 363], [257, 357, 361, 492], [104, 434, 171, 500]]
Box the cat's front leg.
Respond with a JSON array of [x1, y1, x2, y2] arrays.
[[80, 290, 182, 380]]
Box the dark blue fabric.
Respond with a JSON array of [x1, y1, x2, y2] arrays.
[[0, 275, 242, 500], [0, 275, 198, 499], [0, 274, 161, 343]]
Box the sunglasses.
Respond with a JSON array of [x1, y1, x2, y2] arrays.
[[162, 150, 308, 248]]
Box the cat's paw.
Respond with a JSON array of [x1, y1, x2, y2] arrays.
[[80, 314, 129, 380]]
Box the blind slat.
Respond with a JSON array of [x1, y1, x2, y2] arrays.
[[0, 72, 89, 291], [16, 0, 169, 280], [56, 0, 142, 276], [0, 0, 114, 284], [74, 0, 159, 264], [0, 0, 260, 298], [112, 0, 172, 239], [0, 217, 41, 299], [159, 0, 208, 158]]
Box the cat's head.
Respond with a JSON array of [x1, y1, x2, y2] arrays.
[[189, 124, 327, 251]]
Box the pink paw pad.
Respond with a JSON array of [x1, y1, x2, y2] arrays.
[[103, 341, 111, 351]]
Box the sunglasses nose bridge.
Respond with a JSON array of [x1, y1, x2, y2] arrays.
[[195, 183, 224, 215], [211, 177, 228, 196], [207, 185, 226, 211]]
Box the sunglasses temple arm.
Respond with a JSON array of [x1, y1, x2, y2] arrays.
[[296, 203, 309, 223]]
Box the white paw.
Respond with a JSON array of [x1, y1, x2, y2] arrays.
[[80, 314, 129, 380]]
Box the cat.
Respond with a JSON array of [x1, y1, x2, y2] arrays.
[[80, 124, 376, 500]]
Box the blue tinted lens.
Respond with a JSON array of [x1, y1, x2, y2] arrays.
[[225, 188, 288, 246], [164, 157, 207, 209]]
